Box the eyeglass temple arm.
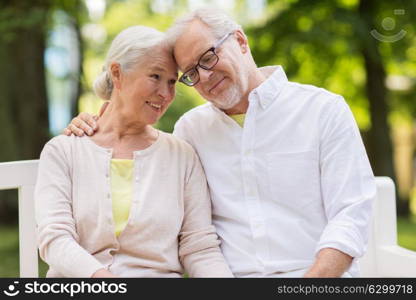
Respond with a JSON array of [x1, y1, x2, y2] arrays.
[[214, 32, 234, 48]]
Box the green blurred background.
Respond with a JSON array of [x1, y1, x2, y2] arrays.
[[0, 0, 415, 277]]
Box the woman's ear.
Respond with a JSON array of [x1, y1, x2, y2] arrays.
[[234, 29, 249, 54], [110, 62, 122, 90]]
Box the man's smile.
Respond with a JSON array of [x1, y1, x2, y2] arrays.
[[209, 77, 226, 94]]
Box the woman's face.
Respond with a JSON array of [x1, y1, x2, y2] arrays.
[[116, 46, 178, 125]]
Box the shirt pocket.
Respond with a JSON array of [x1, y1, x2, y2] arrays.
[[266, 150, 319, 209]]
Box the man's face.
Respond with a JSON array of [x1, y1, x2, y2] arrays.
[[173, 21, 249, 111]]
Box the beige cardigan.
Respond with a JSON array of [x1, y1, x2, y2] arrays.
[[35, 131, 233, 278]]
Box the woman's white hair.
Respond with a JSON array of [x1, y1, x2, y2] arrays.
[[93, 25, 165, 100], [166, 8, 242, 46]]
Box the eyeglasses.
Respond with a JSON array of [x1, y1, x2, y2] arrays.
[[179, 32, 234, 87]]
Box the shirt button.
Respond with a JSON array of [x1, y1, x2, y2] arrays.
[[107, 193, 111, 198], [135, 176, 139, 181]]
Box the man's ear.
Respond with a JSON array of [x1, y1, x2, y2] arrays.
[[110, 62, 122, 89], [234, 29, 249, 54]]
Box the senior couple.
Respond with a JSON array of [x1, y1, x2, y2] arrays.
[[35, 8, 376, 278]]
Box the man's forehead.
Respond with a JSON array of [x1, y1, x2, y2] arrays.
[[173, 21, 216, 69]]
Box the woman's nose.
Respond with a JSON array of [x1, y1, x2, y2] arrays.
[[158, 84, 172, 101]]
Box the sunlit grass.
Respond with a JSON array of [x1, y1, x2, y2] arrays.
[[0, 226, 47, 278], [397, 215, 416, 251]]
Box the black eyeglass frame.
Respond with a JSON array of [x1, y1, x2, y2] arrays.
[[179, 31, 234, 86]]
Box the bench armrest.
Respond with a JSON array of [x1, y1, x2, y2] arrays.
[[376, 245, 416, 277]]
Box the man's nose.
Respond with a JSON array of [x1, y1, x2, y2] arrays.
[[198, 67, 214, 83]]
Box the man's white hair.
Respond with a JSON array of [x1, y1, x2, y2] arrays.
[[167, 8, 242, 46], [93, 25, 165, 100]]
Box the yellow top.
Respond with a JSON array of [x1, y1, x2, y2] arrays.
[[229, 114, 246, 127], [111, 159, 133, 237]]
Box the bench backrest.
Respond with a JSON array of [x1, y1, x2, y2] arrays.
[[0, 160, 39, 277], [0, 160, 412, 277], [358, 177, 396, 276]]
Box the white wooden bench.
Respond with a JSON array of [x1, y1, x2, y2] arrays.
[[0, 160, 38, 277], [0, 160, 415, 277], [359, 177, 416, 277]]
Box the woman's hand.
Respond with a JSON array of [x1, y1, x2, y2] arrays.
[[62, 101, 109, 136], [91, 268, 117, 278], [63, 112, 98, 136]]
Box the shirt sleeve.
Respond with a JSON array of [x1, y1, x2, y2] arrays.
[[35, 138, 105, 277], [178, 147, 233, 278], [173, 116, 193, 144], [316, 96, 376, 259]]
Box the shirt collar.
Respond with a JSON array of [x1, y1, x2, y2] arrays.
[[251, 65, 288, 110], [209, 65, 288, 115]]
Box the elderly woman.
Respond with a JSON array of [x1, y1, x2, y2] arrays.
[[35, 25, 233, 278]]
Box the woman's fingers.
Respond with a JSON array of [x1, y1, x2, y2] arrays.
[[70, 112, 98, 136], [62, 112, 99, 136]]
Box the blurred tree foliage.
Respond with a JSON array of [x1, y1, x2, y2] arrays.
[[0, 0, 85, 223], [0, 0, 50, 162], [248, 0, 416, 216]]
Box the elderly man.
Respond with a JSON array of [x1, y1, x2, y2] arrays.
[[66, 8, 376, 278]]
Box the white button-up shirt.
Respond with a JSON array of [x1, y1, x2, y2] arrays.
[[173, 66, 376, 277]]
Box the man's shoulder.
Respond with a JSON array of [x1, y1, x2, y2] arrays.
[[286, 81, 342, 103], [180, 102, 214, 120], [282, 81, 349, 118], [175, 103, 217, 129], [173, 103, 218, 144]]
